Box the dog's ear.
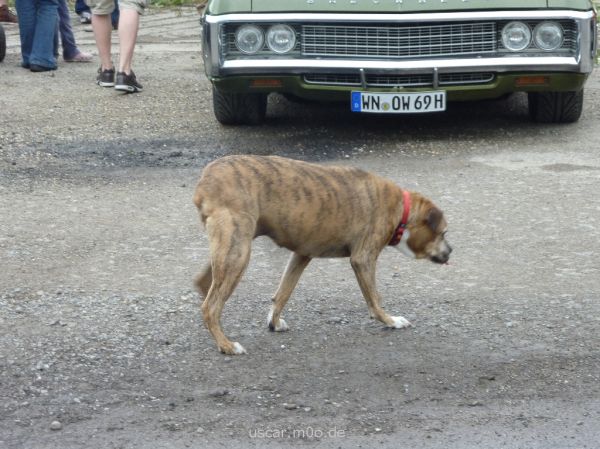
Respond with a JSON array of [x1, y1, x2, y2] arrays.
[[426, 207, 444, 232]]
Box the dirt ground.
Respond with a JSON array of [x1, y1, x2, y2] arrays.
[[1, 7, 600, 449]]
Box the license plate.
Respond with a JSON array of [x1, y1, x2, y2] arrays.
[[351, 91, 446, 114]]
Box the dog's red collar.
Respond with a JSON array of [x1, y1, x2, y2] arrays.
[[389, 190, 411, 246]]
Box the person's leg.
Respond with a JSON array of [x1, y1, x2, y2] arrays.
[[117, 7, 139, 74], [29, 0, 59, 69], [15, 0, 35, 67], [87, 0, 114, 68], [57, 0, 77, 59], [91, 13, 112, 70]]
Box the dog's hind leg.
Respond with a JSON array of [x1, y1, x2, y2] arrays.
[[350, 253, 412, 329], [201, 210, 254, 355], [194, 263, 212, 298], [268, 253, 311, 332]]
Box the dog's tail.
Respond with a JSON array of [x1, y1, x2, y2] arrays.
[[193, 186, 210, 226], [193, 189, 203, 209]]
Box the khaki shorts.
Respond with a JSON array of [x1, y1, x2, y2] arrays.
[[85, 0, 148, 15]]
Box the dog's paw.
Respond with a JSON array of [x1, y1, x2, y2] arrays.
[[388, 316, 413, 329], [268, 307, 290, 332], [269, 318, 289, 332], [232, 342, 247, 354], [220, 342, 247, 355]]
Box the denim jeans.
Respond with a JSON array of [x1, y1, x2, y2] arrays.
[[15, 0, 59, 69], [57, 0, 78, 60]]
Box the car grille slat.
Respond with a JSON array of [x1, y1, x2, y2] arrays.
[[301, 22, 497, 58], [303, 72, 495, 87]]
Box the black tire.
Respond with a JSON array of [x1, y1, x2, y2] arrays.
[[0, 25, 6, 63], [212, 87, 267, 125], [528, 90, 584, 124]]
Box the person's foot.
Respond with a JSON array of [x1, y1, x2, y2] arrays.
[[115, 71, 143, 93], [97, 67, 115, 87], [79, 11, 91, 24], [65, 52, 93, 63], [0, 4, 17, 23], [30, 64, 56, 72]]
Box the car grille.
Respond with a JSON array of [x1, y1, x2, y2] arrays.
[[303, 73, 495, 87], [301, 22, 497, 58]]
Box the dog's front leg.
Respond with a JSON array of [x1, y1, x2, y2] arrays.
[[268, 253, 311, 332], [350, 254, 412, 329]]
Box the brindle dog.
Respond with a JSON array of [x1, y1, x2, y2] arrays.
[[193, 155, 451, 355]]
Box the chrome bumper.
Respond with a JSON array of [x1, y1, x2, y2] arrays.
[[202, 10, 597, 79]]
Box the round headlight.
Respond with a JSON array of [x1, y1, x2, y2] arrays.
[[235, 25, 264, 54], [266, 25, 296, 54], [534, 22, 564, 51], [501, 21, 532, 52]]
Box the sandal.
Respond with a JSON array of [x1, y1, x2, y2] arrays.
[[65, 52, 93, 63]]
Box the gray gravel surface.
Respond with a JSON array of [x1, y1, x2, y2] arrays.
[[1, 8, 600, 449]]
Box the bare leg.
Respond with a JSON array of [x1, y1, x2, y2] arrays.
[[350, 253, 411, 329], [117, 7, 139, 74], [268, 253, 311, 332], [200, 210, 253, 355], [91, 13, 113, 70]]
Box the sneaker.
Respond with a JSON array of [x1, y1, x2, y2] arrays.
[[115, 71, 143, 93], [0, 4, 17, 23], [97, 67, 115, 87], [79, 11, 92, 24]]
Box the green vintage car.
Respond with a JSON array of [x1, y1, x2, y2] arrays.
[[201, 0, 597, 125]]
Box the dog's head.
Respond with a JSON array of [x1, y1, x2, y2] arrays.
[[396, 194, 452, 264]]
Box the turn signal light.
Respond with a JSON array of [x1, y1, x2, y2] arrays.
[[515, 76, 550, 87], [250, 79, 283, 88]]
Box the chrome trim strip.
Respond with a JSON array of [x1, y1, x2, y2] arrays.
[[219, 56, 585, 74], [205, 10, 594, 24]]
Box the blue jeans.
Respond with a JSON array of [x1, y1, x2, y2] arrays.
[[56, 0, 78, 59], [15, 0, 59, 69]]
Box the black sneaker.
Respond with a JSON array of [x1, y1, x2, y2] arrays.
[[115, 71, 143, 93], [97, 67, 115, 87]]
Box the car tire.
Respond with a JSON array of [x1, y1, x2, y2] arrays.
[[528, 90, 583, 124], [0, 25, 6, 63], [212, 87, 267, 125]]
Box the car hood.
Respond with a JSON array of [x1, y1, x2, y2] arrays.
[[252, 0, 549, 13], [207, 0, 592, 15]]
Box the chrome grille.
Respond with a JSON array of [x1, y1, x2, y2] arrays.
[[301, 22, 497, 58], [304, 74, 362, 86], [439, 73, 495, 85], [303, 73, 495, 87], [368, 74, 433, 87]]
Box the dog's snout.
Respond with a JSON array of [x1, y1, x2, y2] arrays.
[[430, 242, 452, 265]]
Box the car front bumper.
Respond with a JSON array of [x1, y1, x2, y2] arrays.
[[202, 9, 596, 98]]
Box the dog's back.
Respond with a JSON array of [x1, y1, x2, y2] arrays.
[[194, 155, 402, 256]]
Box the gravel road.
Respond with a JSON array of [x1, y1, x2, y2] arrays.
[[1, 8, 600, 449]]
